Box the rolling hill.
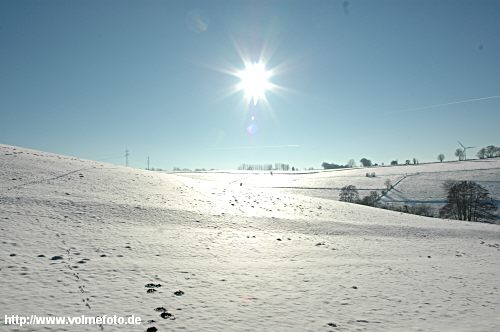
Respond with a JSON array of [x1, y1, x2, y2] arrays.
[[1, 144, 499, 331]]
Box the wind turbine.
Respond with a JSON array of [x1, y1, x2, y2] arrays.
[[458, 141, 475, 160]]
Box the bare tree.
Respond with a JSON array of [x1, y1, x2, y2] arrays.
[[439, 181, 497, 222], [347, 159, 356, 168], [339, 185, 359, 203], [437, 153, 445, 162], [455, 148, 465, 161]]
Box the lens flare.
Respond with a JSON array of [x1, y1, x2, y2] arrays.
[[246, 123, 258, 135]]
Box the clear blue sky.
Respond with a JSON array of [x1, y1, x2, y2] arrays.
[[1, 0, 499, 170]]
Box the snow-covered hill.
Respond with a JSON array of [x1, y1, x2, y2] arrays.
[[1, 144, 499, 331], [181, 159, 500, 220]]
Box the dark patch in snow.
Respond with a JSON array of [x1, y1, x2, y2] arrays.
[[160, 312, 175, 320], [145, 283, 161, 288]]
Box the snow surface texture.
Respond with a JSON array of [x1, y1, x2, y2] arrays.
[[1, 144, 499, 332]]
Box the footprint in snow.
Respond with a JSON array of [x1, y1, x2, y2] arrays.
[[174, 290, 184, 296], [145, 283, 161, 288], [160, 312, 175, 320]]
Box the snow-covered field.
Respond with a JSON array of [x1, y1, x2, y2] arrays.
[[1, 144, 499, 332], [182, 159, 500, 220]]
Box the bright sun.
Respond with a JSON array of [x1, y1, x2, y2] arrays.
[[236, 62, 272, 105]]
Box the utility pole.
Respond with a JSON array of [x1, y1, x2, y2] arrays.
[[125, 149, 129, 167], [147, 156, 150, 170]]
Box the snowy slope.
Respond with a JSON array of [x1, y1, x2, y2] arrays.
[[183, 160, 500, 220], [1, 144, 499, 332]]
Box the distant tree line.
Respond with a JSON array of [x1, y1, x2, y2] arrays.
[[449, 144, 499, 162], [237, 163, 294, 171], [385, 143, 499, 166], [323, 144, 498, 172], [171, 167, 216, 172], [322, 158, 385, 169], [380, 203, 434, 217], [172, 167, 192, 172], [237, 164, 273, 171], [476, 145, 500, 159], [359, 158, 384, 167], [388, 158, 419, 166], [321, 162, 349, 170]]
